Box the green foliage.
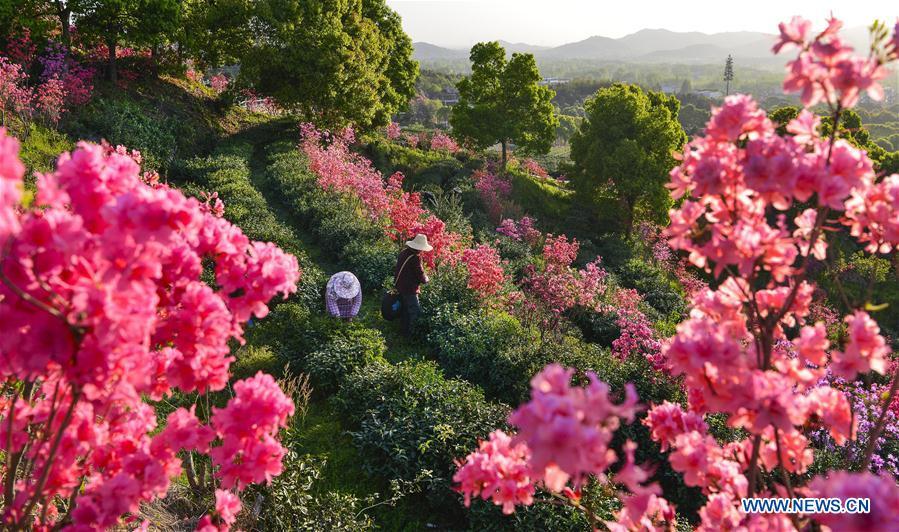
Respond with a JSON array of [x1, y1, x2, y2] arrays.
[[66, 95, 180, 171], [175, 145, 325, 308], [427, 307, 530, 403], [259, 451, 376, 531], [17, 124, 72, 175], [230, 344, 282, 381], [335, 359, 508, 520], [305, 326, 388, 394], [73, 0, 181, 80], [451, 41, 558, 165], [615, 258, 687, 319], [491, 233, 535, 281], [509, 168, 572, 222], [418, 264, 480, 325], [240, 0, 418, 132], [341, 238, 397, 291], [570, 83, 686, 236]]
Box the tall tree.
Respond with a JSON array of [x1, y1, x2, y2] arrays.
[[73, 0, 180, 81], [724, 54, 734, 95], [241, 0, 418, 132], [450, 41, 557, 169], [569, 83, 686, 237]]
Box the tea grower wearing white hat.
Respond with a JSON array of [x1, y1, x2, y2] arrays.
[[393, 234, 431, 334]]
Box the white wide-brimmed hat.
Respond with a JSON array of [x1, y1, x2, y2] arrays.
[[406, 233, 433, 252], [329, 271, 361, 299]]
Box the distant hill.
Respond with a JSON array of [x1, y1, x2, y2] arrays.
[[413, 26, 876, 68]]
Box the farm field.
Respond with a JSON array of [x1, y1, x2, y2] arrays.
[[2, 2, 899, 531]]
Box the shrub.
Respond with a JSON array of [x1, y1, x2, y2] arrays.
[[245, 302, 314, 362], [231, 344, 283, 381], [257, 452, 375, 531], [305, 327, 388, 393], [615, 258, 686, 319], [427, 307, 531, 403], [176, 147, 325, 310], [65, 95, 180, 171], [418, 264, 480, 330], [18, 123, 72, 174], [340, 238, 397, 290], [410, 158, 465, 189], [335, 360, 508, 521], [570, 308, 622, 347]]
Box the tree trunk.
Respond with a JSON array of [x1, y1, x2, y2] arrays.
[[501, 139, 508, 171], [106, 37, 117, 82], [57, 5, 71, 52], [150, 44, 159, 77]]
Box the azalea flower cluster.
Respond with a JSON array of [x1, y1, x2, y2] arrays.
[[461, 244, 507, 297], [454, 365, 673, 529], [37, 41, 96, 106], [474, 169, 513, 223], [239, 89, 280, 115], [0, 129, 300, 530], [610, 288, 664, 370], [809, 377, 899, 477], [518, 158, 550, 179], [386, 121, 402, 140], [658, 16, 899, 528], [496, 216, 541, 246], [0, 53, 82, 127], [429, 130, 460, 153], [455, 16, 899, 530], [517, 235, 607, 336], [637, 221, 707, 296], [210, 74, 229, 94]]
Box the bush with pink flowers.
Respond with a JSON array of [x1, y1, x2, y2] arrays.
[[453, 17, 899, 530], [0, 128, 300, 530]]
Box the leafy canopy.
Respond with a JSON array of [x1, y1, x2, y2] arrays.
[[569, 83, 686, 235], [450, 41, 557, 164], [240, 0, 418, 132]]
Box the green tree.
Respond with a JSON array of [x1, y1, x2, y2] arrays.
[[73, 0, 181, 81], [724, 54, 734, 95], [174, 0, 254, 67], [569, 83, 686, 237], [450, 41, 557, 169], [240, 0, 418, 132]]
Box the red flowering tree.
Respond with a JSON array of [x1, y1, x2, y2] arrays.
[[0, 129, 300, 530], [453, 17, 899, 530]]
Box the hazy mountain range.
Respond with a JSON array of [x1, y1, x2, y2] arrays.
[[413, 27, 873, 68]]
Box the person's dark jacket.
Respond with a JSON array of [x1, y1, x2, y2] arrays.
[[395, 248, 427, 295]]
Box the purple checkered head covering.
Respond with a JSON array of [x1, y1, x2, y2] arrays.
[[328, 271, 360, 300]]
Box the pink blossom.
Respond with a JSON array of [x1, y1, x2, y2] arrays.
[[429, 131, 460, 153], [832, 310, 891, 379], [643, 402, 707, 452], [509, 364, 640, 491], [810, 472, 899, 529], [386, 122, 401, 140], [773, 16, 813, 53], [462, 244, 507, 298], [844, 173, 899, 253], [214, 489, 241, 526], [0, 133, 299, 529], [453, 430, 535, 514]]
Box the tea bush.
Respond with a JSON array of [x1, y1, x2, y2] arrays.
[[305, 327, 388, 394], [335, 360, 508, 520]]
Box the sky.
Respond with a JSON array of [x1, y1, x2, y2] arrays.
[[386, 0, 897, 48]]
